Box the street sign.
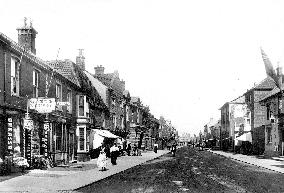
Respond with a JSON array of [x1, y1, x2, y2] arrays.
[[24, 118, 33, 131], [29, 98, 56, 113]]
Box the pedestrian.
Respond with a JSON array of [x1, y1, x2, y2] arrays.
[[110, 143, 119, 165], [154, 143, 158, 153], [97, 148, 107, 171], [171, 144, 177, 157], [133, 144, 138, 156], [127, 143, 132, 156]]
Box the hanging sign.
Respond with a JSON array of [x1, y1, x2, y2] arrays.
[[7, 118, 13, 155], [41, 121, 49, 157], [29, 98, 56, 113], [24, 118, 33, 131]]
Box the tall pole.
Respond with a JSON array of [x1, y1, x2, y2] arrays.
[[3, 50, 7, 159]]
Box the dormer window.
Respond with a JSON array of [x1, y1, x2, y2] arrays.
[[11, 57, 20, 96]]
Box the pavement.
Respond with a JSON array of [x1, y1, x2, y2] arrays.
[[0, 150, 170, 193], [208, 149, 284, 174]]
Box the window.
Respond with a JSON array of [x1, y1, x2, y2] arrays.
[[267, 126, 272, 143], [66, 89, 72, 113], [114, 116, 117, 128], [33, 69, 40, 98], [11, 57, 20, 96], [78, 127, 86, 151], [56, 83, 62, 111], [121, 116, 124, 129], [78, 95, 84, 116], [137, 109, 139, 123], [77, 95, 89, 117]]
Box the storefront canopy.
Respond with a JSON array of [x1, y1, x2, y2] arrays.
[[235, 132, 252, 143], [92, 129, 119, 138]]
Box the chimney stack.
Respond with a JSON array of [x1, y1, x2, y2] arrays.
[[94, 65, 105, 75], [17, 17, 37, 54], [76, 49, 85, 70]]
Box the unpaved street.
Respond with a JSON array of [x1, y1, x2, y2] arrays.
[[76, 146, 284, 193]]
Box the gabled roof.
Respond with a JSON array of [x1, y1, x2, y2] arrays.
[[84, 71, 108, 106], [46, 60, 80, 87], [251, 77, 276, 90]]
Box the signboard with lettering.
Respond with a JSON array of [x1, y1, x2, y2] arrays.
[[26, 129, 32, 166], [41, 122, 49, 157], [24, 118, 33, 131], [7, 118, 13, 155], [29, 98, 56, 113]]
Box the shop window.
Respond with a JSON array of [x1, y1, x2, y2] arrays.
[[11, 118, 22, 157], [11, 57, 20, 96], [86, 130, 90, 152], [78, 127, 85, 151], [33, 69, 40, 98]]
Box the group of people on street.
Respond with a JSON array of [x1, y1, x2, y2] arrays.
[[97, 143, 120, 171]]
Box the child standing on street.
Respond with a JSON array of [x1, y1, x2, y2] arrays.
[[97, 148, 107, 171]]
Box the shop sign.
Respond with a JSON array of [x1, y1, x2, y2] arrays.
[[7, 118, 13, 155], [42, 122, 49, 157], [24, 118, 33, 131], [29, 98, 56, 113]]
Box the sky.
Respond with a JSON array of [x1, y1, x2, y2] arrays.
[[2, 0, 284, 135]]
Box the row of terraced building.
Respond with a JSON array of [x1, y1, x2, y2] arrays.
[[0, 20, 163, 167]]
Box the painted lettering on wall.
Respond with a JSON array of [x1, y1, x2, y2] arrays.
[[7, 118, 13, 155]]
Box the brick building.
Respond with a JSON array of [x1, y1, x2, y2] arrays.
[[243, 77, 276, 155]]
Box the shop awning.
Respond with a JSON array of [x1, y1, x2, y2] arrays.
[[235, 132, 252, 143], [92, 129, 119, 138]]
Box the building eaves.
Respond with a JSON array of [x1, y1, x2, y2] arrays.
[[0, 32, 51, 71]]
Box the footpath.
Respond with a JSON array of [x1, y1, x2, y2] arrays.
[[208, 149, 284, 174], [0, 150, 169, 193]]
